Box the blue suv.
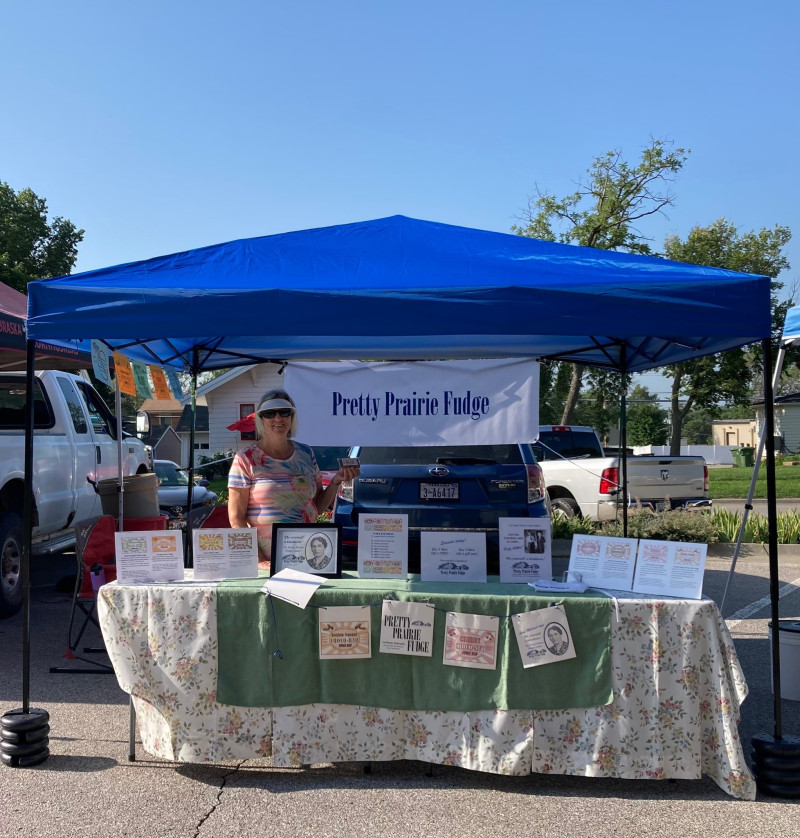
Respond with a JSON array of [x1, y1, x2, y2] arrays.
[[333, 444, 548, 573]]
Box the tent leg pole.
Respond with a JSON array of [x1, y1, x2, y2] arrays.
[[720, 340, 787, 615]]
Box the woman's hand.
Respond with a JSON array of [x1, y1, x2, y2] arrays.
[[332, 464, 361, 486], [315, 463, 360, 512]]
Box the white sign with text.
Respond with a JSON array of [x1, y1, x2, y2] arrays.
[[285, 358, 539, 446]]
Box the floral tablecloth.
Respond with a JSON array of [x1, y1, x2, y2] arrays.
[[97, 581, 755, 799]]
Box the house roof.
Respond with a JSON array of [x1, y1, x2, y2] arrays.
[[139, 398, 183, 414]]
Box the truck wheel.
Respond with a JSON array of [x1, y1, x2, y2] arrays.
[[0, 513, 24, 619], [550, 498, 580, 519]]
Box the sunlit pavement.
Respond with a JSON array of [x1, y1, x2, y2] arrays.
[[1, 552, 798, 838]]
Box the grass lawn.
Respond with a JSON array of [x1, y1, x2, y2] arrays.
[[708, 465, 800, 498]]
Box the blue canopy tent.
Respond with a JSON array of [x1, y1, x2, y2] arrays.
[[25, 215, 769, 370], [12, 215, 789, 784]]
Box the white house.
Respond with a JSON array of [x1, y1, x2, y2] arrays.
[[177, 363, 286, 465], [754, 392, 800, 456]]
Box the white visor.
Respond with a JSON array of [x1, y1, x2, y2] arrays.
[[257, 398, 295, 413]]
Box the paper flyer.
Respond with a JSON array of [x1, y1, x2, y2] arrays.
[[498, 517, 553, 583], [192, 528, 259, 581], [567, 534, 638, 591], [632, 539, 707, 600], [149, 365, 172, 401], [379, 600, 434, 656], [165, 368, 184, 398], [512, 605, 576, 669], [318, 606, 372, 659], [114, 530, 185, 584], [260, 568, 325, 609], [91, 340, 111, 386], [442, 611, 499, 670], [131, 361, 153, 399], [112, 352, 137, 397], [357, 514, 408, 578], [420, 531, 487, 583]]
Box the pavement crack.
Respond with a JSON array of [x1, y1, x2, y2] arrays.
[[193, 760, 246, 837]]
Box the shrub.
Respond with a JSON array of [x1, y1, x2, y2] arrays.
[[600, 507, 719, 544]]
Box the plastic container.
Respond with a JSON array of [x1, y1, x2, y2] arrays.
[[769, 620, 800, 701], [89, 563, 106, 593], [739, 446, 755, 467], [731, 448, 743, 467], [97, 473, 159, 519]]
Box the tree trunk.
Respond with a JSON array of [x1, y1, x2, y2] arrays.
[[669, 364, 683, 455], [560, 363, 584, 425]]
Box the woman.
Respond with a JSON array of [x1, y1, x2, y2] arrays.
[[227, 388, 359, 569]]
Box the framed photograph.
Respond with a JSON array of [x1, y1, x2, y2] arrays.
[[270, 522, 342, 577]]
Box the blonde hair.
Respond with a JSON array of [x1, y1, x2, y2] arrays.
[[254, 388, 298, 438]]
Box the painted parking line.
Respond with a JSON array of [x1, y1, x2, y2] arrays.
[[726, 576, 800, 629]]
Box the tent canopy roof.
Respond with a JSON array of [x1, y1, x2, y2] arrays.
[[25, 215, 771, 373]]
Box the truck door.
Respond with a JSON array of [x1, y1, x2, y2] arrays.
[[53, 375, 103, 523], [73, 379, 138, 481]]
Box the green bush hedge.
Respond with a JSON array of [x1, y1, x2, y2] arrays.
[[551, 505, 800, 545]]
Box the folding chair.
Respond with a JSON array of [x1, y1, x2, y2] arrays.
[[187, 505, 230, 530], [50, 514, 169, 674], [50, 516, 117, 674]]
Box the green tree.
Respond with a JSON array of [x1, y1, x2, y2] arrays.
[[662, 220, 791, 453], [573, 368, 626, 439], [513, 138, 689, 424], [0, 179, 84, 290], [626, 385, 669, 446], [679, 409, 714, 445]]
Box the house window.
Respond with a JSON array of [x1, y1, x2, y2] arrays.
[[193, 442, 210, 450], [240, 403, 255, 440]]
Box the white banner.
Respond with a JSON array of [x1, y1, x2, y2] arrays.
[[285, 359, 539, 446]]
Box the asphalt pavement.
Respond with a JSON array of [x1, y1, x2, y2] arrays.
[[1, 548, 799, 838]]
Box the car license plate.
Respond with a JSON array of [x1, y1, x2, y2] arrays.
[[419, 482, 459, 500]]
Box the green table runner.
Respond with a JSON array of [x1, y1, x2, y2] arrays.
[[216, 574, 612, 712]]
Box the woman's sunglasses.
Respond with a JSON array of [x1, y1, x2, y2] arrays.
[[259, 408, 294, 419]]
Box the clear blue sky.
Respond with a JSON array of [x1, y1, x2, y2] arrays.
[[3, 1, 798, 395]]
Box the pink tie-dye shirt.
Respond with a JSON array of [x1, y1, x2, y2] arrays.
[[227, 441, 321, 559]]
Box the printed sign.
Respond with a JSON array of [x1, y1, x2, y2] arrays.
[[498, 518, 552, 583], [319, 606, 372, 659], [166, 368, 184, 398], [149, 365, 172, 401], [420, 531, 487, 583], [512, 605, 576, 669], [357, 514, 408, 578], [632, 539, 707, 600], [91, 340, 111, 386], [285, 358, 539, 446], [192, 528, 259, 581], [131, 361, 153, 399], [379, 600, 434, 656], [568, 534, 638, 591], [114, 530, 184, 584], [112, 352, 137, 397], [443, 612, 499, 670]]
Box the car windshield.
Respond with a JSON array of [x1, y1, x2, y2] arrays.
[[312, 446, 350, 470], [355, 445, 524, 465], [155, 461, 189, 487]]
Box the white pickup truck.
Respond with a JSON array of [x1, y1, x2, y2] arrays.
[[0, 370, 152, 616], [532, 425, 711, 521]]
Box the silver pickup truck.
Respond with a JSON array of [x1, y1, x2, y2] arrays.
[[532, 425, 711, 521], [0, 370, 152, 617]]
